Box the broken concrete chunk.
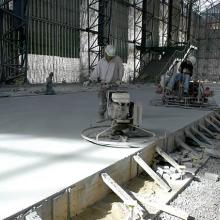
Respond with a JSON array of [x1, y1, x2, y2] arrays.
[[164, 169, 173, 175], [162, 173, 171, 181], [170, 173, 182, 180], [156, 169, 164, 176], [170, 167, 177, 173]]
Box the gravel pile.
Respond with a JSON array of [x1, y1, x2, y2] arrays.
[[155, 158, 220, 220]]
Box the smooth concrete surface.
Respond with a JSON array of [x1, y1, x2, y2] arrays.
[[0, 84, 216, 219]]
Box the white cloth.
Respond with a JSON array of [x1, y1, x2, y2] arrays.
[[89, 56, 124, 83]]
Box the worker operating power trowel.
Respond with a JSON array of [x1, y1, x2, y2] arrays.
[[83, 44, 124, 122], [154, 52, 216, 109], [82, 45, 155, 147]]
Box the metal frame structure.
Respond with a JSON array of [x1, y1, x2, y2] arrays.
[[0, 0, 219, 84], [133, 0, 143, 80], [87, 0, 143, 78], [159, 0, 191, 47], [159, 0, 169, 47], [0, 0, 29, 83], [87, 0, 100, 73], [179, 0, 188, 44], [139, 0, 155, 66]]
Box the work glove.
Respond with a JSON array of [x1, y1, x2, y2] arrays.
[[83, 80, 90, 87]]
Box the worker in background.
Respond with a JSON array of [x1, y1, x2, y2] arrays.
[[45, 72, 56, 95], [166, 55, 196, 96], [84, 45, 124, 120]]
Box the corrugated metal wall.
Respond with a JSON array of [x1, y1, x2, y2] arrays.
[[111, 0, 129, 63], [27, 0, 81, 83], [197, 5, 220, 81], [99, 0, 129, 63], [28, 0, 80, 57]]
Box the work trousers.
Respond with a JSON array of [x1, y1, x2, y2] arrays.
[[98, 84, 118, 118]]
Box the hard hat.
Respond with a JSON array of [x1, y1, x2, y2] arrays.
[[187, 56, 196, 65], [105, 45, 116, 57]]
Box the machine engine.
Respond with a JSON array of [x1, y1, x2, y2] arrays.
[[81, 90, 155, 147], [107, 91, 142, 127]]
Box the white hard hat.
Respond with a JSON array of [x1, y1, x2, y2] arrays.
[[105, 45, 116, 57], [187, 55, 196, 65]]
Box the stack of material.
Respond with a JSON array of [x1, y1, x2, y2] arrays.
[[169, 150, 203, 169], [154, 165, 183, 181]]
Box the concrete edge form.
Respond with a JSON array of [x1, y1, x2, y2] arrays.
[[5, 109, 220, 220]]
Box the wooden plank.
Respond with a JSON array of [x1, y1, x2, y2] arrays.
[[155, 147, 186, 173], [101, 173, 137, 207], [210, 115, 220, 126], [214, 111, 220, 120], [175, 136, 198, 155], [191, 127, 213, 146], [185, 129, 210, 148], [132, 192, 190, 220], [68, 143, 155, 217], [205, 118, 220, 133], [35, 198, 52, 220], [199, 123, 216, 138], [53, 191, 68, 220], [133, 155, 171, 192], [101, 173, 145, 218]]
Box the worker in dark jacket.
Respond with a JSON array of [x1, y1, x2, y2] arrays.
[[46, 72, 55, 95], [167, 56, 196, 96]]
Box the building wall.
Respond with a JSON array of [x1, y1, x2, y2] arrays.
[[197, 6, 220, 81], [197, 32, 220, 81], [27, 0, 136, 84], [27, 0, 80, 83], [26, 0, 216, 84]]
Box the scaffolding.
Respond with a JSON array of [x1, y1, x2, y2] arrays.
[[0, 0, 29, 83], [159, 0, 169, 47], [87, 0, 140, 78], [133, 0, 143, 79], [87, 0, 101, 72], [0, 0, 219, 84]]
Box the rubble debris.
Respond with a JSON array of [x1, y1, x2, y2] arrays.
[[204, 172, 219, 182]]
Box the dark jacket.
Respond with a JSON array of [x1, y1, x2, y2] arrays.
[[179, 60, 193, 77]]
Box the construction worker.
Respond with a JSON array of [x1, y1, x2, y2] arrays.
[[45, 72, 55, 95], [167, 55, 196, 96], [84, 45, 124, 120]]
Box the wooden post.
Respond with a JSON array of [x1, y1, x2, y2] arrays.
[[133, 155, 171, 192], [155, 147, 186, 173]]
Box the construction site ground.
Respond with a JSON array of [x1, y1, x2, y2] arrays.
[[0, 83, 219, 219]]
